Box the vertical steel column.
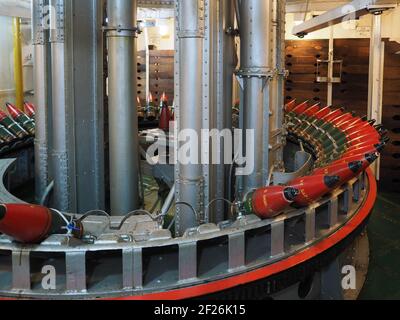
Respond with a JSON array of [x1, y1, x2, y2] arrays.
[[175, 0, 205, 235], [368, 13, 384, 125], [202, 0, 213, 225], [238, 0, 273, 194], [49, 0, 71, 211], [269, 0, 286, 173], [69, 0, 105, 212], [327, 26, 334, 107], [222, 0, 235, 133], [32, 0, 51, 203], [212, 0, 236, 222], [368, 12, 385, 180], [106, 0, 140, 215]]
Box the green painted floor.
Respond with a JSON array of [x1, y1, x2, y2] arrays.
[[359, 191, 400, 300]]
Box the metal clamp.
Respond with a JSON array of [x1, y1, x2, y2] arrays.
[[103, 25, 141, 36], [367, 5, 397, 15], [236, 68, 275, 79]]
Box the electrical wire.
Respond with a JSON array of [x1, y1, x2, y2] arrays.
[[165, 201, 199, 230], [50, 208, 70, 226], [175, 201, 198, 221], [40, 180, 54, 206], [149, 197, 161, 213], [167, 215, 176, 230], [50, 208, 80, 235], [205, 198, 234, 219], [78, 210, 110, 222], [228, 150, 241, 202], [110, 209, 157, 231]]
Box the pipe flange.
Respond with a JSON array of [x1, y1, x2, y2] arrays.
[[103, 25, 141, 37], [236, 68, 274, 79]]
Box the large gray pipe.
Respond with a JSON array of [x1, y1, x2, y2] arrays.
[[106, 0, 140, 215], [49, 0, 70, 211], [269, 0, 286, 170], [239, 0, 273, 194], [214, 0, 236, 222], [176, 0, 205, 235], [32, 0, 51, 203], [222, 0, 236, 133]]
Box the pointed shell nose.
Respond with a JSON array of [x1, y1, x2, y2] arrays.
[[283, 187, 300, 202], [0, 205, 6, 221], [348, 161, 363, 174], [324, 175, 340, 188]]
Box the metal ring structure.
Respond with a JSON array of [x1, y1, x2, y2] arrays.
[[0, 166, 375, 300], [0, 101, 380, 300]]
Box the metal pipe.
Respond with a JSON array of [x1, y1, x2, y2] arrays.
[[161, 184, 175, 217], [176, 0, 205, 235], [49, 0, 70, 211], [32, 0, 51, 203], [212, 0, 236, 221], [13, 17, 24, 109], [106, 0, 140, 215], [368, 12, 385, 180], [238, 0, 273, 194], [327, 26, 334, 106], [368, 13, 384, 124], [269, 0, 286, 172]]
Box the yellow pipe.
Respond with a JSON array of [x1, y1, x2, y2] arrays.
[[13, 17, 24, 110]]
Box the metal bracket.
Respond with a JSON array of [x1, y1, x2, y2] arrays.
[[316, 59, 343, 83], [367, 4, 397, 15], [102, 25, 141, 36], [236, 68, 275, 79]]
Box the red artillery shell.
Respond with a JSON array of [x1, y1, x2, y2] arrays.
[[244, 186, 299, 219], [343, 121, 375, 135], [0, 204, 83, 244], [292, 101, 309, 115], [5, 102, 23, 119], [313, 161, 363, 185], [348, 134, 380, 147], [346, 127, 380, 141], [285, 99, 297, 112], [322, 108, 344, 122], [302, 103, 321, 117], [346, 141, 386, 154], [329, 113, 354, 126], [344, 142, 385, 157], [314, 106, 332, 119], [338, 117, 365, 130], [0, 204, 53, 243], [158, 92, 171, 131], [331, 152, 379, 168], [23, 101, 36, 118], [289, 175, 340, 207]]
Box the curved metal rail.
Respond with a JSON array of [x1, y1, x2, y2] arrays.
[[0, 159, 370, 299]]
